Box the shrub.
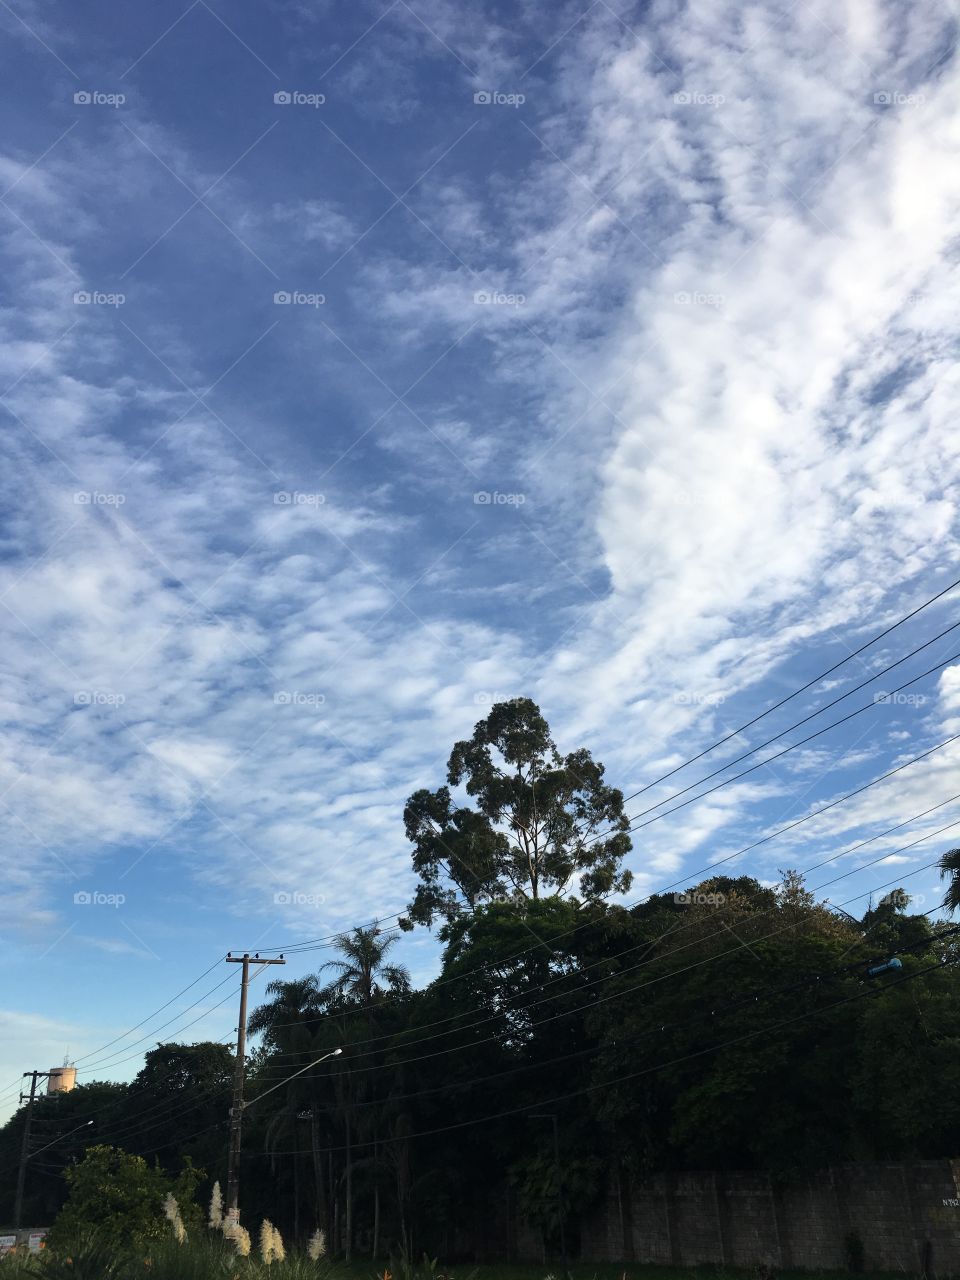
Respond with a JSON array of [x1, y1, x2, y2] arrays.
[[45, 1146, 203, 1258]]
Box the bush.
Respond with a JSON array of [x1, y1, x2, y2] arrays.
[[35, 1227, 350, 1278], [45, 1146, 202, 1258]]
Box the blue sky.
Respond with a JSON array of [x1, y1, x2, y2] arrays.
[[1, 0, 959, 1117]]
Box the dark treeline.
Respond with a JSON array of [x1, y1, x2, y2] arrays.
[[4, 699, 960, 1259]]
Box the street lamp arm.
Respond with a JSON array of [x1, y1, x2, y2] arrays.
[[28, 1120, 94, 1162], [242, 1048, 342, 1110]]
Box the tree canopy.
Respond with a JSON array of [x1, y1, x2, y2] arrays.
[[3, 700, 959, 1263], [2, 876, 955, 1261], [401, 698, 632, 932]]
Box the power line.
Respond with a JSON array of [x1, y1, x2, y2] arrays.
[[260, 645, 960, 1011], [72, 962, 285, 1167], [1, 971, 268, 1145], [614, 572, 960, 807], [14, 868, 952, 1181], [252, 915, 960, 1109], [0, 959, 232, 1111], [37, 874, 951, 1179], [255, 816, 960, 1073], [263, 954, 954, 1158], [47, 754, 959, 1122], [252, 577, 960, 957], [39, 1063, 236, 1162], [618, 644, 960, 837], [258, 722, 960, 1049], [254, 738, 960, 1037], [77, 966, 279, 1080], [17, 823, 955, 1159], [75, 974, 240, 1076], [16, 1033, 240, 1139], [15, 743, 952, 1130], [8, 587, 956, 1124], [71, 958, 226, 1065]]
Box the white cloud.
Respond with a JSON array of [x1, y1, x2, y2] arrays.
[[2, 0, 959, 981]]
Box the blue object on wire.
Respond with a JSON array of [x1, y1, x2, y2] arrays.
[[866, 956, 904, 977]]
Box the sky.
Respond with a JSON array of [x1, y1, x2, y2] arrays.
[[1, 0, 959, 1118]]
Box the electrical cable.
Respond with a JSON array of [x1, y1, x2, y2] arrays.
[[614, 573, 960, 807], [255, 749, 960, 1039], [263, 954, 954, 1157], [252, 577, 960, 957], [252, 817, 960, 1072]]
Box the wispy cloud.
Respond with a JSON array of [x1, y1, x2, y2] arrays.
[[0, 0, 958, 1089]]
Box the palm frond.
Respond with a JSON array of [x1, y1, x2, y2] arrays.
[[939, 847, 960, 913]]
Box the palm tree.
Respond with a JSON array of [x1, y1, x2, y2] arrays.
[[248, 975, 324, 1041], [248, 976, 332, 1244], [320, 925, 410, 1008], [321, 925, 409, 1263], [939, 847, 960, 911], [247, 928, 410, 1261]]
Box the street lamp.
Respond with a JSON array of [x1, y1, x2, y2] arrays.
[[28, 1119, 94, 1161], [243, 1049, 343, 1110], [223, 1047, 342, 1235]]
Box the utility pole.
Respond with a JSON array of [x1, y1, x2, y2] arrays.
[[224, 952, 285, 1229], [14, 1071, 49, 1234]]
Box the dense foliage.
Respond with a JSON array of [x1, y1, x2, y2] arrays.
[[2, 704, 959, 1263], [44, 1146, 202, 1255], [0, 1220, 340, 1278], [401, 698, 632, 931]]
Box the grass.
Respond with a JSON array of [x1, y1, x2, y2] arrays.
[[0, 1245, 936, 1280], [339, 1263, 934, 1280]]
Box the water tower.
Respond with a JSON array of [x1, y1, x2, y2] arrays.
[[46, 1065, 76, 1094]]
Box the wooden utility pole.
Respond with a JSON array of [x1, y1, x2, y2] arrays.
[[14, 1070, 49, 1232], [224, 952, 285, 1227]]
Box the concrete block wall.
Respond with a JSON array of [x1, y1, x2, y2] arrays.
[[575, 1161, 960, 1272]]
